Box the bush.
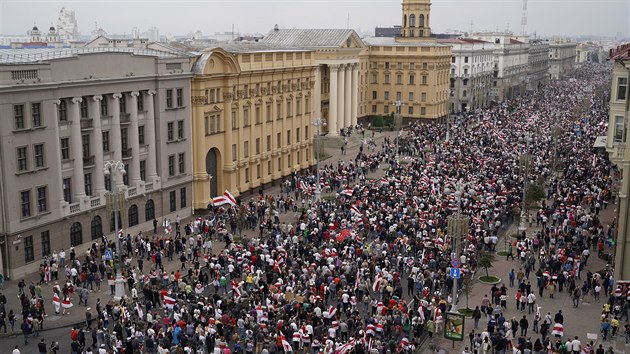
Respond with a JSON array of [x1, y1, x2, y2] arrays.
[[372, 116, 385, 127], [496, 251, 508, 257], [479, 275, 501, 284], [383, 115, 394, 127], [457, 308, 474, 317]]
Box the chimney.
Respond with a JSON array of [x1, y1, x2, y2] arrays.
[[274, 24, 279, 32]]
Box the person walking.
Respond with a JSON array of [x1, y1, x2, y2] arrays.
[[20, 320, 30, 345]]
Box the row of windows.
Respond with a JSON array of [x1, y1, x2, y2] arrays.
[[166, 88, 185, 109], [372, 91, 428, 102], [371, 104, 427, 116], [451, 55, 493, 64], [371, 73, 429, 85], [168, 153, 187, 177], [229, 127, 310, 161], [379, 62, 428, 70], [167, 120, 186, 141], [239, 152, 309, 183], [20, 186, 48, 219], [16, 143, 46, 172], [58, 92, 148, 123], [13, 102, 42, 131]]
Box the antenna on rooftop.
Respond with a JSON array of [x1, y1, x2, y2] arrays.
[[521, 0, 528, 35], [469, 20, 474, 34]]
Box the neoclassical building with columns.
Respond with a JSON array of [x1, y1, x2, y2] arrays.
[[0, 47, 193, 278]]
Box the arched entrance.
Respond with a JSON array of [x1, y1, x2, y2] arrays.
[[205, 148, 221, 198]]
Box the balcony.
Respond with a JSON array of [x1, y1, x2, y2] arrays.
[[122, 148, 133, 159], [83, 155, 95, 167], [69, 202, 81, 214], [80, 119, 93, 130], [127, 187, 137, 197], [607, 143, 627, 165], [145, 182, 153, 191], [90, 197, 101, 208], [119, 113, 131, 124]]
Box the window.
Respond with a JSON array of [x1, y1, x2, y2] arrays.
[[256, 138, 260, 154], [463, 90, 467, 97], [169, 191, 176, 212], [244, 141, 249, 158], [372, 105, 377, 113], [464, 56, 469, 64], [70, 222, 82, 247], [385, 62, 390, 69], [384, 91, 390, 100], [245, 167, 250, 183], [128, 205, 139, 227], [305, 126, 309, 140], [41, 231, 50, 257], [396, 92, 402, 101], [102, 132, 110, 152], [17, 146, 28, 172], [463, 79, 469, 86], [266, 104, 272, 122], [145, 199, 155, 221], [138, 126, 145, 145], [80, 98, 88, 118], [58, 100, 67, 122], [232, 144, 237, 162], [384, 106, 389, 114], [409, 92, 414, 101], [177, 120, 184, 139], [421, 92, 427, 102], [104, 175, 111, 192], [372, 91, 377, 100], [451, 57, 456, 63], [178, 153, 185, 174], [140, 160, 146, 181], [243, 108, 250, 126], [371, 74, 378, 84], [123, 164, 129, 185], [618, 77, 628, 100], [267, 161, 271, 175], [109, 211, 121, 232], [267, 135, 271, 151], [14, 104, 25, 129], [63, 178, 71, 203], [255, 107, 261, 124], [32, 102, 41, 127], [84, 173, 92, 196], [166, 89, 173, 108], [37, 186, 47, 213], [34, 144, 44, 168], [409, 75, 415, 84], [395, 74, 401, 85], [24, 236, 34, 263], [276, 102, 282, 119], [168, 155, 175, 176], [121, 128, 128, 151], [384, 74, 390, 84], [408, 106, 414, 115], [90, 216, 102, 240], [286, 101, 292, 117], [296, 128, 301, 142], [167, 122, 174, 141], [614, 116, 625, 142], [287, 130, 292, 145], [20, 190, 31, 218], [82, 134, 91, 158], [180, 187, 187, 208], [257, 164, 261, 179], [100, 97, 108, 116], [305, 98, 310, 113], [137, 94, 144, 111], [277, 133, 281, 148], [287, 155, 291, 168], [296, 99, 301, 115], [119, 94, 126, 113], [176, 88, 183, 107], [422, 75, 428, 85], [421, 107, 426, 115]]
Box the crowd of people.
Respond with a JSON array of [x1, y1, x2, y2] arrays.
[[0, 62, 621, 354]]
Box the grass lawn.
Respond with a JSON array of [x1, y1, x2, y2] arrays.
[[457, 308, 474, 317], [479, 275, 501, 284], [496, 251, 508, 257]]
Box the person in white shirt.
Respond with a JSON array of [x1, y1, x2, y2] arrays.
[[571, 336, 581, 353], [12, 345, 20, 354]]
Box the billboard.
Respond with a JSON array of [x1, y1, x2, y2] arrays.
[[444, 312, 465, 341]]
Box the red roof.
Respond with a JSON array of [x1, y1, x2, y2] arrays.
[[610, 43, 630, 60], [436, 38, 489, 44], [509, 39, 523, 44]]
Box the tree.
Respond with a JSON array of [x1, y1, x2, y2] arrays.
[[525, 183, 545, 213], [461, 271, 478, 310], [235, 205, 249, 237], [477, 252, 496, 277]]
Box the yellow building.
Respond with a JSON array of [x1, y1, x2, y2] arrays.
[[191, 44, 318, 209], [359, 0, 451, 121]]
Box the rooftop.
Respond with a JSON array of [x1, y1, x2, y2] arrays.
[[436, 38, 489, 44], [363, 37, 448, 47], [206, 42, 311, 54], [0, 46, 192, 64], [610, 43, 630, 60], [261, 28, 357, 48]]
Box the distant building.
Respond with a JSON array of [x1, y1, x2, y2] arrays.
[[437, 38, 494, 113], [528, 39, 550, 90], [85, 35, 149, 49], [374, 26, 401, 38], [57, 7, 79, 42], [549, 40, 576, 79], [606, 43, 630, 280]]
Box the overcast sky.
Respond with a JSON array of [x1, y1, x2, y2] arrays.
[[0, 0, 628, 38]]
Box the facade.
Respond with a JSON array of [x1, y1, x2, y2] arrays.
[[190, 44, 317, 210], [469, 33, 530, 102], [527, 39, 550, 90], [606, 43, 630, 280], [0, 47, 193, 278], [549, 40, 576, 79], [437, 38, 494, 114]]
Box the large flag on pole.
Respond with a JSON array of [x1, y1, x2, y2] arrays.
[[212, 190, 237, 207]]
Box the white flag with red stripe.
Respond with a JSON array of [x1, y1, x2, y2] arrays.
[[372, 273, 382, 292], [340, 187, 354, 197], [350, 204, 362, 216], [52, 293, 60, 308], [212, 190, 237, 207], [326, 305, 337, 319], [163, 295, 177, 309], [279, 331, 293, 352], [136, 302, 144, 319], [232, 280, 241, 299], [62, 297, 73, 309]]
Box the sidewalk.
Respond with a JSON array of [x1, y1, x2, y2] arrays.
[[0, 128, 397, 336]]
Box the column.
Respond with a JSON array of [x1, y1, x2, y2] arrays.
[[52, 100, 66, 204], [70, 97, 86, 200], [145, 91, 158, 180], [111, 94, 124, 187], [91, 95, 105, 194], [351, 63, 359, 126], [223, 94, 234, 192], [313, 66, 322, 120], [344, 64, 352, 129], [337, 64, 345, 133], [328, 65, 338, 136], [128, 92, 141, 184]]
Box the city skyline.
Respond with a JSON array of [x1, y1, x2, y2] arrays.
[[0, 0, 628, 39]]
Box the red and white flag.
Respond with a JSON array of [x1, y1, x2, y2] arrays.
[[279, 331, 293, 352], [380, 178, 389, 185], [551, 323, 564, 337], [212, 190, 237, 207], [52, 293, 60, 307], [136, 303, 144, 319], [340, 187, 354, 197], [350, 204, 362, 216], [163, 295, 177, 309], [372, 273, 382, 292], [232, 280, 241, 299], [62, 297, 73, 309], [326, 305, 337, 319], [335, 339, 356, 354], [298, 180, 308, 192]]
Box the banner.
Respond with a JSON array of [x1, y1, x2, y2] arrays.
[[444, 312, 465, 341]]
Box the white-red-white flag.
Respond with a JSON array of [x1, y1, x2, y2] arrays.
[[163, 295, 177, 309]]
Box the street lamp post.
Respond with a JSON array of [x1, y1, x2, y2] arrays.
[[311, 118, 327, 201], [393, 100, 404, 162], [104, 160, 126, 300], [447, 180, 470, 312], [518, 133, 533, 234]]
